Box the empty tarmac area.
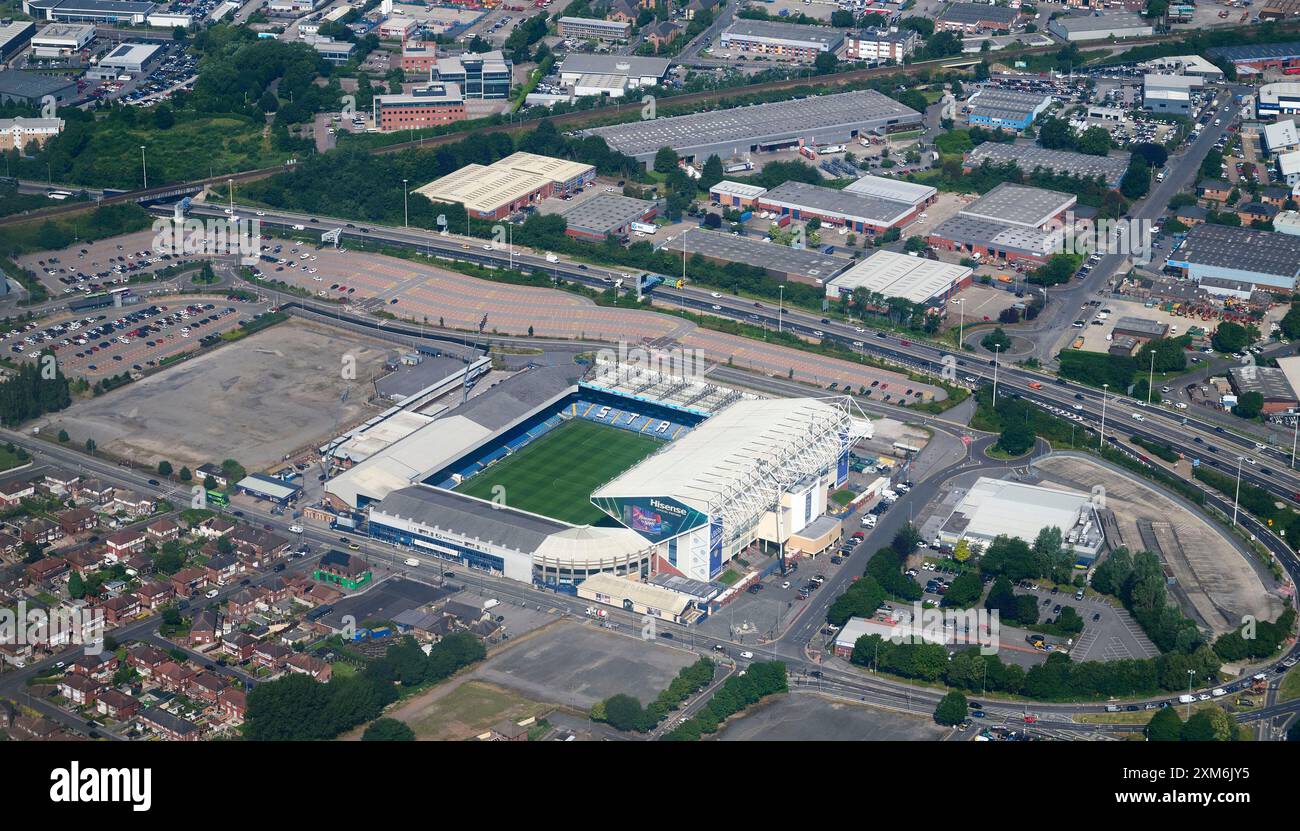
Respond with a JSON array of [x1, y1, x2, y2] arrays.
[[260, 245, 940, 395], [473, 622, 699, 710], [716, 691, 950, 741], [1034, 454, 1285, 638], [42, 318, 392, 471]]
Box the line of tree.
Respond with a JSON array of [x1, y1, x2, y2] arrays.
[[590, 656, 716, 732], [0, 358, 72, 427], [661, 661, 787, 741], [244, 633, 485, 740]]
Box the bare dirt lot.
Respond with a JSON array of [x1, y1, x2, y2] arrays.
[[716, 690, 950, 741], [1035, 454, 1285, 637], [473, 621, 699, 710], [41, 318, 392, 471]]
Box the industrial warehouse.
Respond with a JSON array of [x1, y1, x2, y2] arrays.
[[927, 183, 1075, 265], [937, 477, 1105, 564], [415, 152, 596, 220], [1207, 41, 1300, 73], [325, 357, 869, 593], [963, 142, 1130, 188], [964, 88, 1052, 132], [558, 193, 659, 241], [824, 250, 973, 305], [582, 89, 921, 165], [661, 229, 850, 285], [1165, 223, 1300, 297], [718, 19, 845, 61], [755, 180, 922, 237]]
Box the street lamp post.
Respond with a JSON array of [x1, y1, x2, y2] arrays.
[[956, 298, 964, 350], [140, 146, 147, 190], [402, 179, 409, 228], [992, 344, 1000, 407], [1099, 383, 1109, 448], [778, 284, 786, 334], [1291, 417, 1298, 470], [1233, 455, 1244, 526], [1186, 670, 1195, 719], [1147, 349, 1155, 407]]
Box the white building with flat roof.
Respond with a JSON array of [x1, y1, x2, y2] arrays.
[[88, 41, 159, 78], [30, 21, 94, 56], [825, 249, 971, 305], [843, 174, 936, 208], [937, 476, 1103, 560]]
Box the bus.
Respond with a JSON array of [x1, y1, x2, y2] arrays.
[[46, 190, 72, 200], [206, 489, 229, 507]]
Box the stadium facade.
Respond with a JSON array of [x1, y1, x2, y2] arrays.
[[325, 357, 871, 599]]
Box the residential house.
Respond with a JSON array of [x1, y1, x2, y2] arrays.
[[1239, 201, 1280, 225], [187, 670, 226, 703], [58, 673, 101, 705], [110, 490, 154, 518], [252, 641, 292, 669], [74, 478, 114, 505], [683, 0, 718, 20], [217, 687, 247, 721], [153, 661, 197, 693], [135, 581, 174, 611], [56, 507, 97, 535], [0, 478, 35, 506], [139, 707, 200, 741], [227, 588, 260, 621], [195, 516, 236, 539], [102, 593, 141, 624], [203, 551, 242, 586], [607, 0, 637, 23], [643, 20, 682, 49], [42, 471, 80, 496], [64, 547, 103, 576], [285, 652, 332, 682], [25, 557, 68, 584], [313, 549, 372, 590], [1174, 204, 1207, 226], [488, 719, 529, 741], [67, 653, 118, 681], [1261, 185, 1293, 208], [96, 688, 139, 720], [0, 531, 20, 558], [145, 518, 179, 543], [189, 608, 220, 648], [126, 644, 169, 676], [221, 631, 258, 662], [105, 528, 148, 561], [1198, 178, 1234, 203], [229, 525, 290, 565], [17, 517, 61, 545], [169, 567, 208, 598]]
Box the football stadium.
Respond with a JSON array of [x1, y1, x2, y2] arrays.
[[325, 356, 871, 610]]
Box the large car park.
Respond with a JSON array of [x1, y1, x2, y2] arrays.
[[0, 297, 258, 379]]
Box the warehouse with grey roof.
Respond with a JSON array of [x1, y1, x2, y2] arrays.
[[756, 180, 922, 236], [582, 89, 921, 165], [1166, 223, 1300, 296], [559, 193, 659, 241], [963, 142, 1130, 188], [661, 229, 850, 285]]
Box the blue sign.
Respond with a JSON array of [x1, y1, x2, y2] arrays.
[[708, 519, 723, 578]]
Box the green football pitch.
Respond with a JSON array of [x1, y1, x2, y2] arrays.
[[454, 419, 663, 525]]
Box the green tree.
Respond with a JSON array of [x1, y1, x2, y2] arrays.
[[653, 146, 679, 175], [158, 461, 173, 477], [179, 466, 192, 482], [68, 570, 87, 599], [1181, 708, 1236, 741], [1145, 705, 1183, 740], [933, 690, 968, 725], [1211, 321, 1250, 353], [998, 421, 1035, 456], [1232, 391, 1264, 420], [362, 718, 416, 741], [84, 438, 96, 454], [57, 429, 69, 443], [602, 693, 647, 732]]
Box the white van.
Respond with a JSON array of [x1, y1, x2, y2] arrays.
[[404, 557, 420, 567], [482, 598, 500, 611]]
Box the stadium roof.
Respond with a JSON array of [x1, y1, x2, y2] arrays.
[[326, 365, 580, 508], [1171, 223, 1300, 281], [760, 180, 916, 226], [592, 397, 869, 535], [964, 142, 1129, 187], [842, 174, 936, 206], [583, 89, 920, 160], [372, 485, 568, 550], [533, 525, 655, 566], [827, 250, 971, 304], [960, 182, 1075, 228]]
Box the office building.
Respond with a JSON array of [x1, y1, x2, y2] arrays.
[[432, 50, 512, 99], [372, 83, 465, 131]]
